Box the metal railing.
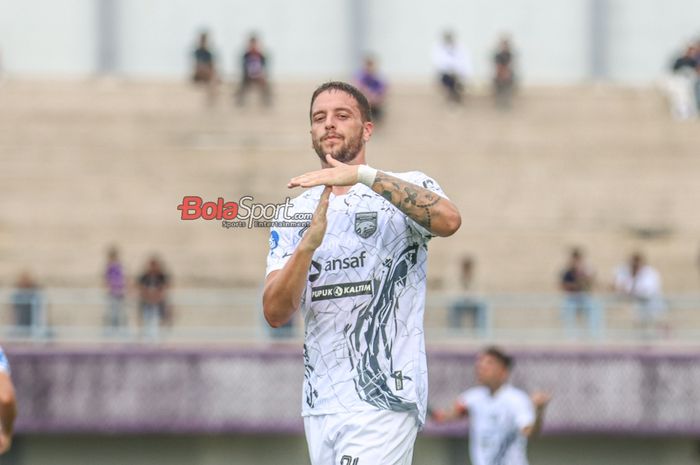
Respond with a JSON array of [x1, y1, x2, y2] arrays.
[[1, 287, 700, 344]]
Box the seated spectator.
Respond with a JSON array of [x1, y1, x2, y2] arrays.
[[137, 256, 171, 339], [192, 31, 217, 84], [493, 35, 516, 110], [191, 31, 220, 105], [11, 271, 44, 337], [235, 33, 272, 107], [559, 247, 601, 339], [694, 38, 700, 113], [355, 55, 388, 124], [449, 256, 489, 336], [433, 30, 472, 104], [666, 43, 698, 120], [613, 252, 667, 337]]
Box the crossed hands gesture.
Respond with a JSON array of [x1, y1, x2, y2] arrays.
[[291, 154, 361, 252]]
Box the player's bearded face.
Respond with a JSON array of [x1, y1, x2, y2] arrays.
[[312, 124, 364, 164]]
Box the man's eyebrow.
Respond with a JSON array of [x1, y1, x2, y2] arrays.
[[313, 106, 354, 116], [333, 106, 354, 113]]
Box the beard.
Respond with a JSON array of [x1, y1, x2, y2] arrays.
[[312, 126, 364, 163]]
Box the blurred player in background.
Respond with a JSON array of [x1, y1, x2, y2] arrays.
[[432, 346, 550, 465], [0, 346, 17, 455], [263, 81, 461, 465]]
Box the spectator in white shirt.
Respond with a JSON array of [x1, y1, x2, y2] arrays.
[[433, 31, 473, 104], [613, 252, 667, 336]]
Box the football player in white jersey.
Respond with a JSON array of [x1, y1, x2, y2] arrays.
[[432, 347, 550, 465], [0, 346, 17, 455], [263, 81, 461, 465]]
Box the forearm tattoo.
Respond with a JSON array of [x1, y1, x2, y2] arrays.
[[374, 172, 442, 231]]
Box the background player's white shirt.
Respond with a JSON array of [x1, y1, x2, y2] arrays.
[[0, 346, 9, 374], [266, 171, 447, 426], [459, 384, 535, 465]]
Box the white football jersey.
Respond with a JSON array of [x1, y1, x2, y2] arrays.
[[0, 346, 9, 373], [458, 384, 535, 465], [266, 171, 447, 426]]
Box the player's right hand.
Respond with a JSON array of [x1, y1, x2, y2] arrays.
[[300, 186, 332, 252]]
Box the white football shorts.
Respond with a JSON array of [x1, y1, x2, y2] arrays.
[[304, 409, 419, 465]]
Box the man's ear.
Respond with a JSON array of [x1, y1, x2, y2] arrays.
[[363, 122, 374, 141]]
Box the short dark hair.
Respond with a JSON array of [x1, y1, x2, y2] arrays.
[[309, 81, 372, 123], [483, 346, 514, 370]]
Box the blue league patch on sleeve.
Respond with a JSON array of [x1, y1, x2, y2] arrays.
[[269, 230, 280, 254], [0, 349, 9, 373]]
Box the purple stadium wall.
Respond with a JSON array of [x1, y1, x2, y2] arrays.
[[5, 346, 700, 436]]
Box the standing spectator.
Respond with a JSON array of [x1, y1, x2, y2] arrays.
[[493, 35, 516, 110], [191, 31, 219, 104], [235, 33, 272, 107], [137, 256, 171, 338], [104, 246, 127, 334], [449, 256, 489, 337], [559, 247, 601, 339], [355, 55, 388, 124], [11, 271, 44, 337], [0, 346, 17, 455], [613, 252, 667, 337], [433, 30, 472, 104]]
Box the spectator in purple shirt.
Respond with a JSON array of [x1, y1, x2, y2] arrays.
[[355, 55, 388, 124], [104, 246, 127, 333]]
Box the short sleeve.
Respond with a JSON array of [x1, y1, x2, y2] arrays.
[[513, 391, 536, 430], [265, 190, 319, 277], [265, 225, 300, 276], [394, 171, 450, 240], [0, 348, 10, 374]]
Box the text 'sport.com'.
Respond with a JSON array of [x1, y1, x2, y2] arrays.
[[177, 196, 312, 229]]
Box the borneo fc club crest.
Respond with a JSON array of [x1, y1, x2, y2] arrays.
[[354, 212, 377, 238]]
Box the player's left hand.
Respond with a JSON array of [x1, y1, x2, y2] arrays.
[[531, 392, 551, 410], [288, 154, 359, 188]]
